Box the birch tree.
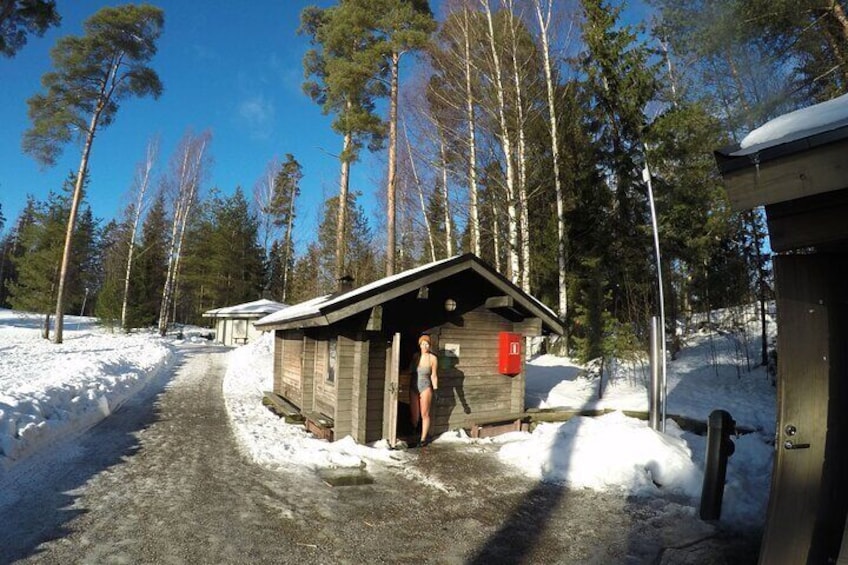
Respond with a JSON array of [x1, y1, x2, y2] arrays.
[[22, 4, 164, 344], [158, 130, 211, 336], [121, 137, 158, 329], [533, 0, 574, 319], [480, 0, 520, 284]]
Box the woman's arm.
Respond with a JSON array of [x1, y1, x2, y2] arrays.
[[430, 353, 438, 390]]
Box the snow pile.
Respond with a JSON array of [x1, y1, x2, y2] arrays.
[[222, 332, 407, 471], [0, 310, 174, 469]]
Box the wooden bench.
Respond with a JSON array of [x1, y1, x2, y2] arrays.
[[469, 412, 528, 439], [233, 336, 248, 345], [261, 391, 304, 424], [304, 411, 334, 441]]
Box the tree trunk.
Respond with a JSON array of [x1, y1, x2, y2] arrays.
[[506, 1, 531, 293], [121, 140, 156, 330], [386, 51, 400, 276], [462, 7, 481, 257], [404, 123, 436, 261], [534, 0, 568, 320], [282, 183, 296, 303], [482, 0, 519, 283], [829, 0, 848, 42], [439, 135, 453, 257], [336, 129, 352, 282], [54, 108, 100, 344]]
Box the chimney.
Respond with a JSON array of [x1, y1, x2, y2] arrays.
[[338, 275, 354, 293]]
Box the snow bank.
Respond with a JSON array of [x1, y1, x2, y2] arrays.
[[0, 310, 174, 469]]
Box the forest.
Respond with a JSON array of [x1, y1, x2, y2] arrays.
[[0, 0, 846, 360]]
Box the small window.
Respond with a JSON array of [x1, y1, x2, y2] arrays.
[[327, 337, 337, 383]]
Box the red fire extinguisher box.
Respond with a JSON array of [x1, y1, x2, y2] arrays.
[[498, 332, 522, 375]]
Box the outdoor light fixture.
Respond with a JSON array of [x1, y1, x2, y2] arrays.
[[417, 286, 429, 299], [444, 298, 457, 312]]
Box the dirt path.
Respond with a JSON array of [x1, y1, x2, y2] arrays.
[[0, 345, 760, 564]]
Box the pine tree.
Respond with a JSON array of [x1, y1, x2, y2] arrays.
[[22, 4, 164, 343], [181, 187, 265, 323], [0, 0, 60, 57], [577, 0, 659, 353], [300, 2, 386, 282]]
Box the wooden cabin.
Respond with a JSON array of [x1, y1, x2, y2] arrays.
[[254, 253, 563, 446], [202, 298, 287, 346], [714, 93, 848, 564]]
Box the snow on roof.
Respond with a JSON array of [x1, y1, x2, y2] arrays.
[[255, 254, 561, 330], [256, 255, 458, 327], [203, 298, 287, 318], [735, 92, 848, 154]]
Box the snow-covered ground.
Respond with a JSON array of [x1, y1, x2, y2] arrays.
[[0, 306, 776, 528]]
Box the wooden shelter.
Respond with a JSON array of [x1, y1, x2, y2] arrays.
[[715, 94, 848, 564], [254, 253, 563, 446], [202, 298, 287, 346]]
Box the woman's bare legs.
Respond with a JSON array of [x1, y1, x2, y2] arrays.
[[410, 389, 420, 432], [419, 387, 433, 443]]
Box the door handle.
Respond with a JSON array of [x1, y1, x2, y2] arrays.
[[784, 441, 811, 450]]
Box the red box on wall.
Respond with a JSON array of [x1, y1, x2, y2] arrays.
[[498, 332, 522, 375]]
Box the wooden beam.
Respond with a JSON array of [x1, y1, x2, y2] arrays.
[[365, 305, 382, 331], [485, 295, 513, 309], [722, 139, 848, 211], [766, 189, 848, 252]]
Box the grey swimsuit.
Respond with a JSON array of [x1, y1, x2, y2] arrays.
[[413, 358, 433, 393]]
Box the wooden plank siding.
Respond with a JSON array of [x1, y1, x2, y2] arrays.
[[312, 338, 335, 418], [367, 335, 388, 443], [333, 335, 356, 439], [301, 336, 316, 414], [433, 308, 525, 434], [350, 337, 370, 443], [276, 330, 304, 408]]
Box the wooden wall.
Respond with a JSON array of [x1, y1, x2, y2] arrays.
[[366, 335, 388, 443], [275, 330, 304, 408], [312, 336, 335, 417], [432, 308, 524, 434]]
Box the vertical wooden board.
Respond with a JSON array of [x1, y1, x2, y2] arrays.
[[302, 336, 316, 412], [333, 335, 354, 439], [273, 331, 283, 394], [382, 333, 400, 446], [351, 337, 370, 443], [760, 255, 830, 564], [366, 337, 387, 443]]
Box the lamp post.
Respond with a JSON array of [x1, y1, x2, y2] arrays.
[[643, 151, 667, 433]]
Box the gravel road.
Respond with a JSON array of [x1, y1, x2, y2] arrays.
[[0, 344, 761, 564]]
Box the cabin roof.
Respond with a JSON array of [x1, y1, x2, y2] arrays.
[[714, 93, 848, 211], [202, 298, 288, 319], [254, 253, 563, 335]]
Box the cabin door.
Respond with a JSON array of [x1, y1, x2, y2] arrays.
[[761, 254, 848, 564], [382, 332, 401, 447]]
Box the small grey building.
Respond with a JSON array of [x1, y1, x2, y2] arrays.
[[254, 253, 563, 446], [202, 298, 287, 346]]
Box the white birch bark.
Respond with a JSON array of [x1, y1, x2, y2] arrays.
[[481, 0, 520, 284], [403, 123, 437, 262], [121, 137, 157, 329], [439, 134, 454, 257], [158, 132, 208, 336], [534, 0, 568, 319], [461, 7, 481, 257], [504, 0, 531, 292]]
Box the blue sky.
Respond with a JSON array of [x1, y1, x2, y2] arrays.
[[0, 0, 383, 253], [1, 1, 653, 253]]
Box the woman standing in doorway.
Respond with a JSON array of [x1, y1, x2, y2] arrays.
[[410, 334, 438, 447]]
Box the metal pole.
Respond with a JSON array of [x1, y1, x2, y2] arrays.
[[649, 316, 661, 431], [643, 151, 667, 432]]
